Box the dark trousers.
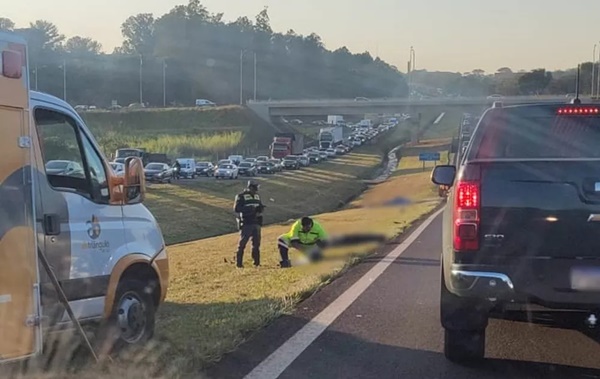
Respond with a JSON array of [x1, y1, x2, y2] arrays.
[[237, 224, 261, 266]]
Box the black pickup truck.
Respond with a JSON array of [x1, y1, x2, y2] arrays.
[[432, 102, 600, 363]]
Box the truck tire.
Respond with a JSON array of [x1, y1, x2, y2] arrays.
[[444, 329, 485, 363], [96, 279, 156, 356], [440, 265, 487, 363]]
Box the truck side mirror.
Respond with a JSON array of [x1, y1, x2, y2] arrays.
[[123, 157, 146, 204], [431, 165, 456, 186]]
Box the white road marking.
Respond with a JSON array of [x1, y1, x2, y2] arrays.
[[0, 294, 11, 303], [244, 208, 444, 379]]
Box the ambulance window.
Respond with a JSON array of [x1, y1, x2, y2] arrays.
[[35, 108, 107, 202], [80, 135, 109, 202]]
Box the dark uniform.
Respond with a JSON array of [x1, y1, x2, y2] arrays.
[[173, 161, 181, 180], [234, 180, 265, 267]]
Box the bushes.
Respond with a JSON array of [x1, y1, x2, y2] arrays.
[[81, 106, 275, 160]]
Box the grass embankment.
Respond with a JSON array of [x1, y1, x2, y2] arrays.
[[145, 125, 409, 245], [81, 106, 276, 160], [158, 143, 443, 374]]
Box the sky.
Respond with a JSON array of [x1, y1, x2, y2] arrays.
[[4, 0, 600, 73]]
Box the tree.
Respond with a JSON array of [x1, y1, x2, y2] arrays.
[[232, 16, 253, 33], [255, 7, 272, 34], [26, 20, 65, 51], [120, 13, 156, 56], [518, 68, 553, 95], [472, 69, 485, 76], [496, 67, 512, 74], [0, 17, 15, 31], [13, 2, 409, 106], [185, 0, 209, 19], [65, 36, 102, 56]]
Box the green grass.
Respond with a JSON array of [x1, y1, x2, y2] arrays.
[[156, 157, 441, 374], [145, 125, 409, 245]]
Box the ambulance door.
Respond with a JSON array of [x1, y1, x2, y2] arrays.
[[0, 33, 42, 361]]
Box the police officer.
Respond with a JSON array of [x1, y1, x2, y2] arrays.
[[234, 180, 264, 268], [277, 217, 327, 268], [172, 160, 181, 181]]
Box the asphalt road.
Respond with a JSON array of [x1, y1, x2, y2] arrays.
[[209, 212, 600, 379]]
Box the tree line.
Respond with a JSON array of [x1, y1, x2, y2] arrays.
[[0, 1, 409, 107], [411, 64, 596, 98]]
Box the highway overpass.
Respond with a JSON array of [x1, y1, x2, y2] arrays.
[[247, 95, 590, 122]]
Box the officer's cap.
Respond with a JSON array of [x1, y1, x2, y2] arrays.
[[247, 179, 259, 189]]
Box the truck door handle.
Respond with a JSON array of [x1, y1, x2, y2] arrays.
[[43, 214, 61, 236]]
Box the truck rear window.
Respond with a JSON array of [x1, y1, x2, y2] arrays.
[[475, 110, 600, 159]]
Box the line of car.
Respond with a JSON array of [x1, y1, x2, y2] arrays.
[[206, 144, 354, 180], [135, 120, 401, 183]]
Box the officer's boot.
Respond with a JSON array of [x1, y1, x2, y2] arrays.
[[236, 249, 244, 268], [278, 245, 291, 268], [252, 249, 260, 267]]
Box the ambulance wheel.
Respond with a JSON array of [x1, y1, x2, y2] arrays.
[[97, 279, 156, 355]]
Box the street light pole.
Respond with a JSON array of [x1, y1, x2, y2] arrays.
[[62, 60, 66, 101], [139, 55, 143, 105], [593, 45, 597, 97], [162, 59, 167, 108], [596, 41, 600, 99], [34, 63, 38, 91], [253, 52, 257, 101], [408, 46, 416, 97], [240, 50, 244, 105], [240, 50, 258, 104]]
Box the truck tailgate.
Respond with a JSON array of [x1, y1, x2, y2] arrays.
[[479, 160, 600, 259]]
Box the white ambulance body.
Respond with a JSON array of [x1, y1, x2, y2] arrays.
[[0, 32, 169, 362]]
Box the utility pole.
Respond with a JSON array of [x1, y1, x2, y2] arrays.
[[162, 59, 167, 107], [34, 63, 38, 91], [593, 44, 597, 97], [253, 52, 257, 101], [597, 41, 600, 98], [139, 55, 143, 105], [62, 60, 67, 101], [241, 50, 258, 104], [408, 46, 416, 98], [240, 50, 244, 105]]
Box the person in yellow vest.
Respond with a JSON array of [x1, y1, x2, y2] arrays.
[[277, 217, 327, 268]]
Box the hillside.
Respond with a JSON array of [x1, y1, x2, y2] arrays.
[[80, 106, 276, 160]]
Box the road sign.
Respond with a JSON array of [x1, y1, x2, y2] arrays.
[[419, 152, 440, 161]]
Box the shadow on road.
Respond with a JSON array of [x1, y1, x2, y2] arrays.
[[277, 326, 600, 379], [360, 256, 440, 267]]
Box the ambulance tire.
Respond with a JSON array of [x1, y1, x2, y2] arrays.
[[97, 279, 156, 356]]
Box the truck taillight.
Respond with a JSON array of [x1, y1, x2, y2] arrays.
[[453, 181, 480, 251]]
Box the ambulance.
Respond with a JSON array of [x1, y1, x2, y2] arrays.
[[0, 32, 169, 362]]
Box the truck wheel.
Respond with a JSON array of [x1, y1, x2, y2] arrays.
[[440, 265, 487, 363], [440, 266, 489, 331], [96, 279, 156, 355], [444, 329, 485, 363]]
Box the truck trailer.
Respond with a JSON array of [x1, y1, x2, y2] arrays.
[[270, 133, 304, 158], [319, 126, 344, 149]]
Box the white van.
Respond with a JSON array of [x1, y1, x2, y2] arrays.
[[176, 158, 196, 179], [0, 32, 169, 362], [195, 99, 216, 107]]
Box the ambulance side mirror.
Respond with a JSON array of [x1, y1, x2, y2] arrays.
[[123, 157, 146, 204]]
